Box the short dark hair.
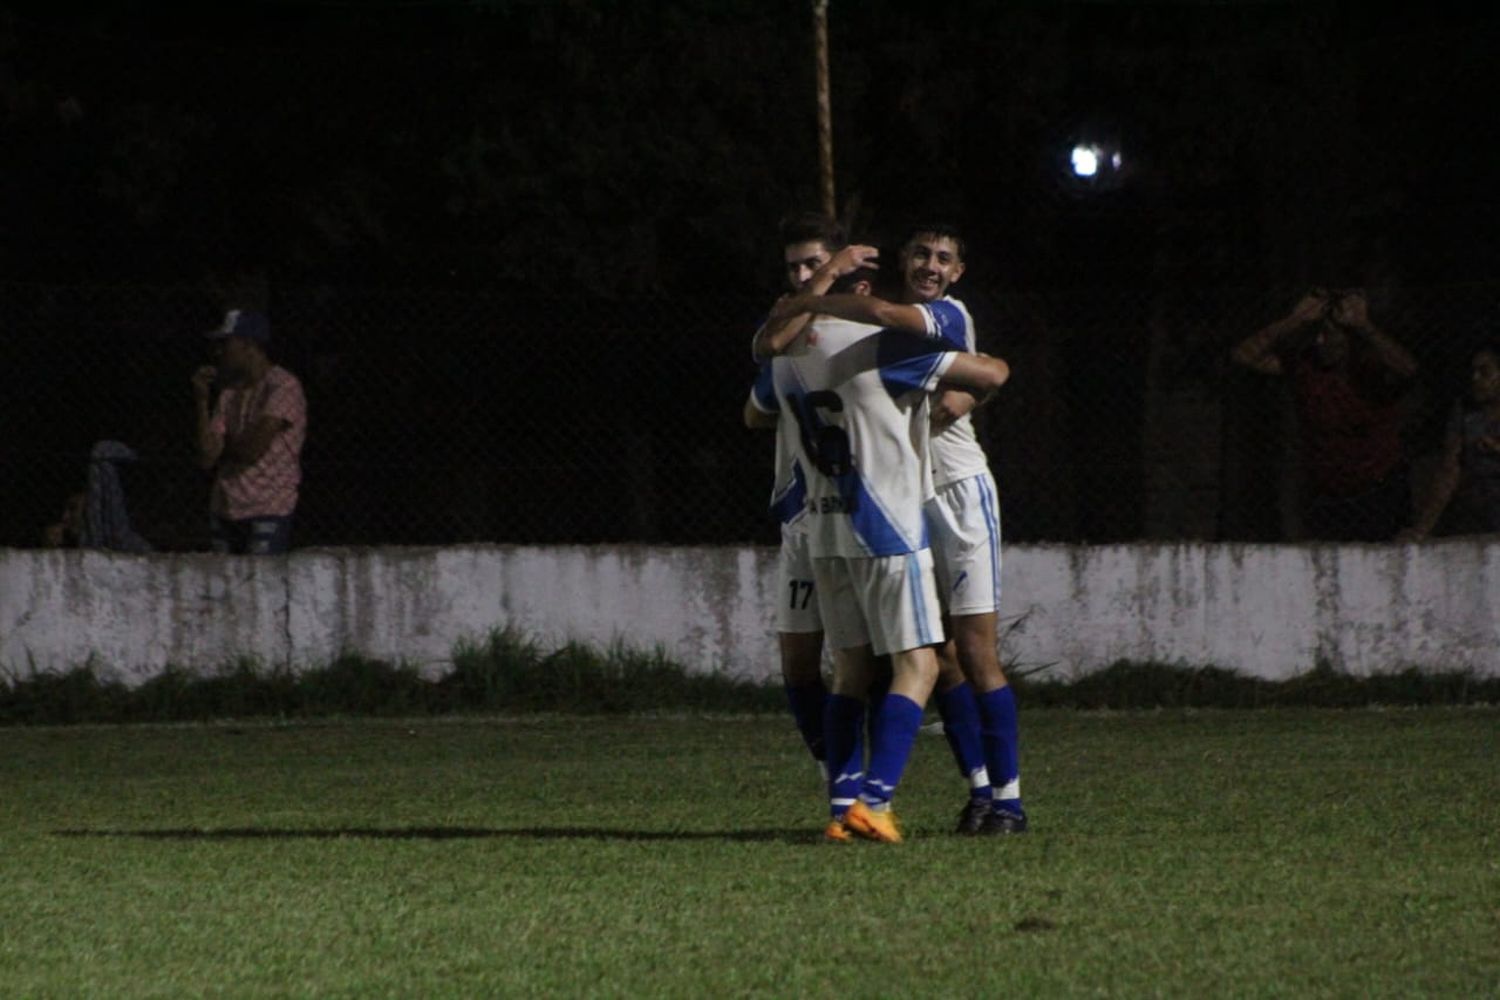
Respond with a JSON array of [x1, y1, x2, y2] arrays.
[[829, 265, 879, 294], [902, 222, 966, 260], [779, 211, 846, 254]]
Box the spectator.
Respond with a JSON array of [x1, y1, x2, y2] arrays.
[[1232, 288, 1418, 541], [41, 489, 85, 548], [40, 441, 154, 552], [1400, 340, 1500, 539], [192, 309, 306, 555]]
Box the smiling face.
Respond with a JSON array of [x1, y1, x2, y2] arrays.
[[900, 233, 966, 303]]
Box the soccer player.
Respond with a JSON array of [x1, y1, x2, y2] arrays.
[[770, 225, 1027, 835], [740, 213, 857, 782], [745, 215, 991, 808], [767, 265, 1011, 843]]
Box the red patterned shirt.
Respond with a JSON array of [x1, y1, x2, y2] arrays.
[[209, 365, 307, 519]]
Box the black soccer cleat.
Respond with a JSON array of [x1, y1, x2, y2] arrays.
[[979, 808, 1029, 835], [955, 798, 990, 835]]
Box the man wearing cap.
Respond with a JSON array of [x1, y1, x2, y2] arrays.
[[191, 309, 307, 554]]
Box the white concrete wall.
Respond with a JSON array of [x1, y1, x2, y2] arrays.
[[2, 540, 1496, 684]]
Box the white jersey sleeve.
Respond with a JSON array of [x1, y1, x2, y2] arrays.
[[916, 296, 994, 488], [748, 362, 809, 527]]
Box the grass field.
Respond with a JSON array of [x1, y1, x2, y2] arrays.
[[2, 709, 1496, 997]]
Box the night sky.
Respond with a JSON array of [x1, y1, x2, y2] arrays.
[[6, 3, 1497, 290]]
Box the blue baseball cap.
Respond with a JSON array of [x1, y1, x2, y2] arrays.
[[205, 309, 270, 344]]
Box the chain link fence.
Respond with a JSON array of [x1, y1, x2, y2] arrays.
[[6, 276, 1495, 551], [4, 7, 1498, 551]]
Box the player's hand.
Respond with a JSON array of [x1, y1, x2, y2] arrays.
[[820, 244, 880, 280], [930, 388, 978, 431], [1290, 290, 1328, 323], [1475, 433, 1500, 455], [1331, 290, 1369, 328], [191, 365, 217, 399]]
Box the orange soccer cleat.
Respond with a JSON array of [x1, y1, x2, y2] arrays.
[[845, 800, 903, 844]]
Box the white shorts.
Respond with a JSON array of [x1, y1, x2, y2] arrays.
[[925, 472, 1003, 617], [811, 549, 945, 657], [776, 521, 823, 634]]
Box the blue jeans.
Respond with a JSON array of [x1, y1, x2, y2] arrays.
[[211, 514, 294, 555]]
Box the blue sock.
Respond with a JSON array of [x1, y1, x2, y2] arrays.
[[784, 679, 829, 771], [860, 693, 925, 809], [937, 682, 992, 803], [863, 666, 891, 745], [823, 694, 865, 819], [978, 684, 1023, 816]]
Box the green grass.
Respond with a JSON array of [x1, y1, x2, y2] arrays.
[[0, 629, 785, 724], [2, 710, 1496, 996], [5, 633, 1497, 726]]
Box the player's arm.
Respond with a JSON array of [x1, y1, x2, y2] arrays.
[[751, 296, 808, 361], [930, 388, 980, 432], [742, 362, 779, 429], [773, 292, 928, 336], [743, 394, 777, 430], [882, 340, 1007, 400], [938, 352, 1010, 394], [753, 245, 881, 359]]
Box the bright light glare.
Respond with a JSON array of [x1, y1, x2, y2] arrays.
[[1070, 145, 1099, 178], [1111, 151, 1123, 170]]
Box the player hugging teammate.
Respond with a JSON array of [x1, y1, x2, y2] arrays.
[[746, 216, 1027, 843]]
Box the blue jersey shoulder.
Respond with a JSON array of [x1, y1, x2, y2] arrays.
[[751, 360, 778, 412], [923, 299, 970, 352], [876, 330, 946, 399]]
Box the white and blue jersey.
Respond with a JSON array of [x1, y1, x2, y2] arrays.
[[915, 295, 1004, 616], [772, 316, 958, 559], [917, 296, 993, 488], [748, 361, 809, 528]]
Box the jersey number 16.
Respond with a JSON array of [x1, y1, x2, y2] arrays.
[[788, 390, 853, 477]]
